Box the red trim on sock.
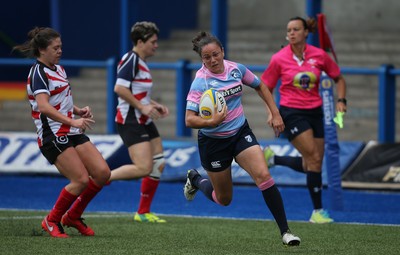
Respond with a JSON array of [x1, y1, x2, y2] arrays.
[[48, 188, 77, 222], [137, 177, 160, 214], [68, 179, 102, 219]]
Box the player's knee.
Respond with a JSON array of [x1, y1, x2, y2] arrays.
[[97, 162, 111, 177], [149, 153, 165, 179], [252, 168, 272, 186], [71, 175, 90, 193], [216, 194, 232, 206], [95, 165, 111, 185], [304, 153, 322, 170], [220, 197, 232, 206], [309, 159, 322, 170], [136, 164, 152, 176], [78, 175, 90, 186]]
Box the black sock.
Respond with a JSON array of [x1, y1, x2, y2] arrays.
[[275, 155, 304, 173], [261, 185, 289, 235], [193, 175, 214, 202], [307, 172, 322, 210]]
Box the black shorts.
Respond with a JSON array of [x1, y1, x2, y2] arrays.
[[279, 105, 324, 141], [40, 134, 90, 164], [117, 122, 160, 147], [198, 120, 259, 172]]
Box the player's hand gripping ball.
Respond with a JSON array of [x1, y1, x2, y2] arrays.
[[199, 88, 226, 119]]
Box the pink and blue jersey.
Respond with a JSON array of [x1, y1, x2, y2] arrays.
[[261, 44, 341, 109], [186, 60, 260, 138]]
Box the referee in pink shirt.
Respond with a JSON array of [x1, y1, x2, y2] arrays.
[[261, 16, 347, 224]]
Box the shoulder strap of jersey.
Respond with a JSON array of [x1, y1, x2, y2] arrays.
[[30, 62, 49, 90]]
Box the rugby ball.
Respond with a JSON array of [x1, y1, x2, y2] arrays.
[[199, 88, 226, 119]]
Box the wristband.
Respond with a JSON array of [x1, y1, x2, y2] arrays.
[[337, 98, 347, 105]]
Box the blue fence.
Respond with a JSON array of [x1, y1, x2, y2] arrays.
[[0, 58, 397, 142], [145, 61, 399, 143]]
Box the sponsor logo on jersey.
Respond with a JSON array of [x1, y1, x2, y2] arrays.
[[307, 58, 317, 65], [209, 80, 219, 86], [220, 85, 242, 97], [230, 69, 241, 79], [187, 101, 197, 109], [293, 71, 317, 91]]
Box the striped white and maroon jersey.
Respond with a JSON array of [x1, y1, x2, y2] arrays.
[[27, 61, 81, 147], [114, 51, 154, 125]]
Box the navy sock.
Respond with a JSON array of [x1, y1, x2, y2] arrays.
[[307, 172, 323, 210], [193, 175, 214, 202], [275, 155, 304, 173], [261, 185, 289, 235]]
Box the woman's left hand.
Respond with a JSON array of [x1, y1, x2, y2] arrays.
[[336, 102, 347, 113], [271, 114, 285, 137], [154, 104, 170, 118], [266, 113, 273, 127]]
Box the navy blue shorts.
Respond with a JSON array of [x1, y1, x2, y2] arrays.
[[279, 105, 324, 141], [117, 121, 160, 147], [40, 134, 90, 164], [198, 120, 259, 172]]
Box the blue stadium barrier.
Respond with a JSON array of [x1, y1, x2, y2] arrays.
[[0, 132, 363, 187]]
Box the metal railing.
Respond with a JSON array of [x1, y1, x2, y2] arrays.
[[0, 57, 116, 132], [147, 61, 398, 143], [0, 58, 397, 142]]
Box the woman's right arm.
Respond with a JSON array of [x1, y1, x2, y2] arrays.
[[185, 104, 227, 129], [36, 93, 94, 130], [114, 84, 161, 119]]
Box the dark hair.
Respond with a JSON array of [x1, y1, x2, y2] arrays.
[[13, 27, 60, 58], [130, 21, 159, 45], [191, 31, 223, 57], [289, 16, 317, 33]]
